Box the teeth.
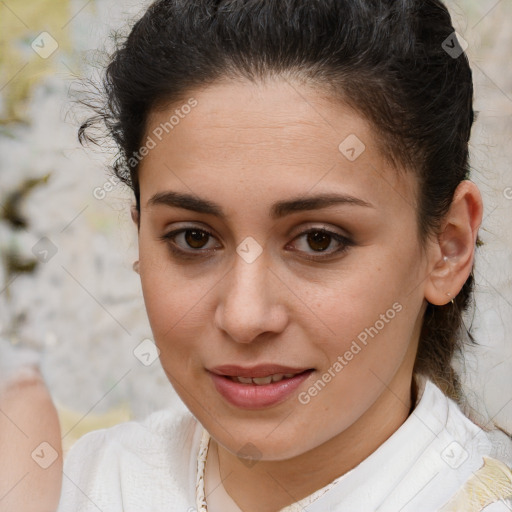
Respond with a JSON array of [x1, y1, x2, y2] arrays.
[[252, 376, 273, 385], [231, 373, 298, 385]]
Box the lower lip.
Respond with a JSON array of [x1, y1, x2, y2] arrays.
[[209, 370, 314, 409]]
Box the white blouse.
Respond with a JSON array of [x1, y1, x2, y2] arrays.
[[57, 378, 512, 512]]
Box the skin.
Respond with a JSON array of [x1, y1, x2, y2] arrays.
[[133, 77, 483, 512], [0, 368, 63, 512]]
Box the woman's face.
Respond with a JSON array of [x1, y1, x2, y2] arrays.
[[136, 77, 430, 460]]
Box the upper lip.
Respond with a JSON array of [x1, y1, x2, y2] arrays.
[[209, 364, 312, 378]]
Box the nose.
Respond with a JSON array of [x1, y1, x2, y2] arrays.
[[214, 250, 288, 344]]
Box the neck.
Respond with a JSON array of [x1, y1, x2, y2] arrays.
[[214, 371, 416, 512]]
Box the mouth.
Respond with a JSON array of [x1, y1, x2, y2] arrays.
[[208, 365, 315, 409]]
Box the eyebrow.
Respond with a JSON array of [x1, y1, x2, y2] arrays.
[[147, 190, 374, 219]]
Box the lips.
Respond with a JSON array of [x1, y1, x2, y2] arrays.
[[208, 364, 314, 409]]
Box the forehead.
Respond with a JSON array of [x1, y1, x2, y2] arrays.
[[139, 77, 417, 217]]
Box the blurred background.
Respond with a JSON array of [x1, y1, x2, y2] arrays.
[[0, 0, 511, 456]]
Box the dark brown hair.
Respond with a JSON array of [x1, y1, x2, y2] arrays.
[[80, 0, 479, 401]]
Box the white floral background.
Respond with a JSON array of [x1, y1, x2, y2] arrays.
[[0, 0, 511, 455]]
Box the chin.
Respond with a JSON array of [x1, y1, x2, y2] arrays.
[[210, 422, 317, 462]]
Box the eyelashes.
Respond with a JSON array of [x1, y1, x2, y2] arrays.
[[289, 228, 352, 259], [159, 225, 354, 262], [160, 227, 221, 260]]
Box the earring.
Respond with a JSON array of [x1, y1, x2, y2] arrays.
[[133, 260, 140, 274], [445, 292, 455, 304]]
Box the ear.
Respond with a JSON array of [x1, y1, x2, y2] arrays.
[[424, 180, 483, 306], [131, 205, 140, 229]]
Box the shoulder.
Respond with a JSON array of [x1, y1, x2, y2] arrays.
[[421, 379, 512, 512], [438, 382, 512, 468], [58, 406, 201, 511], [0, 373, 62, 512], [421, 378, 504, 460]]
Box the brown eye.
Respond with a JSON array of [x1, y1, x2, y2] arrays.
[[288, 227, 354, 261], [306, 231, 331, 252], [184, 229, 210, 249], [159, 226, 221, 259]]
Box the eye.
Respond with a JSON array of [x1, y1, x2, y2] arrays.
[[160, 227, 221, 259], [287, 227, 353, 261], [159, 225, 353, 261]]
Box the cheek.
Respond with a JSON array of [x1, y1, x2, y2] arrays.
[[309, 250, 418, 368], [137, 237, 206, 350], [138, 247, 231, 380], [140, 268, 208, 339], [314, 288, 405, 365], [139, 271, 208, 383], [298, 280, 414, 427]]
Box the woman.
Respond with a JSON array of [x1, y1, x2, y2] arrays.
[[58, 0, 512, 510]]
